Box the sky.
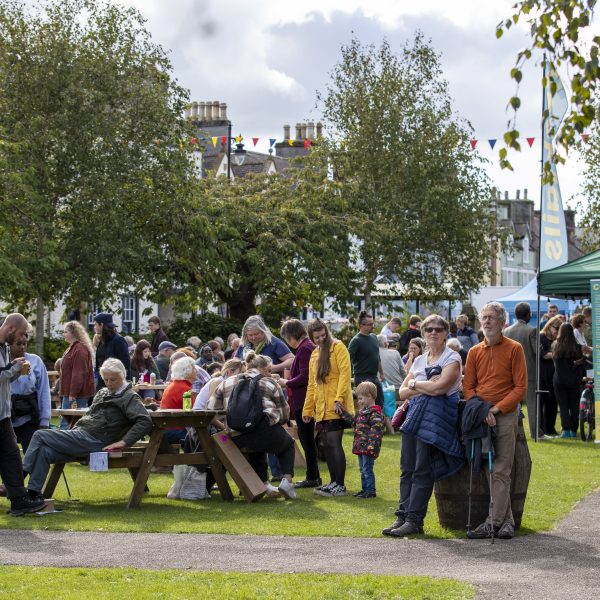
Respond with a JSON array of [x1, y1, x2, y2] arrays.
[[121, 0, 598, 213]]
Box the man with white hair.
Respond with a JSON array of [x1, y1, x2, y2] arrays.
[[463, 302, 527, 540], [23, 358, 152, 503]]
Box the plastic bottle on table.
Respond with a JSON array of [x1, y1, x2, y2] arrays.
[[182, 390, 192, 411]]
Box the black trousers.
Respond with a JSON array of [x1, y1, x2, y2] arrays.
[[0, 417, 27, 499], [294, 408, 320, 481], [233, 418, 295, 482], [13, 421, 38, 453], [554, 384, 581, 433]]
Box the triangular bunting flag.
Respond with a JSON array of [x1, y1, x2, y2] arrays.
[[582, 133, 590, 143], [269, 138, 276, 147], [252, 137, 259, 147], [470, 139, 477, 150], [488, 139, 497, 150], [235, 134, 243, 143], [221, 136, 227, 145], [190, 137, 197, 145], [526, 137, 535, 148], [288, 139, 294, 146], [303, 139, 311, 149], [211, 137, 217, 148]]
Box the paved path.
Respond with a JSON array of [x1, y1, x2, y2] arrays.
[[1, 489, 599, 599]]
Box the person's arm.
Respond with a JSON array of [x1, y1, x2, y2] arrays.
[[285, 347, 310, 389], [334, 401, 355, 425], [68, 346, 86, 400], [106, 393, 152, 449], [334, 343, 354, 414], [408, 361, 461, 397], [270, 353, 294, 374], [494, 345, 528, 414], [0, 358, 24, 382], [396, 354, 407, 380], [378, 359, 385, 381], [302, 354, 317, 421], [462, 348, 478, 400], [35, 359, 52, 428]]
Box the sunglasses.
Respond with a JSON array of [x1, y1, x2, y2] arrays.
[[423, 326, 445, 333]]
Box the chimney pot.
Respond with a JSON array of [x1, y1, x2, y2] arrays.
[[316, 122, 323, 137], [307, 121, 315, 139], [198, 101, 206, 119], [220, 102, 228, 120], [212, 101, 220, 120], [205, 101, 213, 120], [504, 191, 508, 200], [191, 101, 198, 118], [283, 124, 290, 140], [516, 189, 520, 200], [524, 188, 528, 200], [295, 123, 302, 140], [301, 123, 307, 140]]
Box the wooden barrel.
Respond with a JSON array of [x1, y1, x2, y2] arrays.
[[433, 419, 531, 530]]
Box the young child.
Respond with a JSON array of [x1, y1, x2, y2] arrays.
[[335, 381, 385, 498]]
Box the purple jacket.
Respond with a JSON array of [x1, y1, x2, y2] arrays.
[[285, 337, 315, 413]]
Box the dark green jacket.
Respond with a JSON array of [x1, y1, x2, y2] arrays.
[[74, 383, 152, 447]]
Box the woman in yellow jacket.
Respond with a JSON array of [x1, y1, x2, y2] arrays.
[[303, 319, 354, 497]]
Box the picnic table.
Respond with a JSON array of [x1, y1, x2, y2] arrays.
[[43, 409, 266, 508], [132, 383, 168, 392]]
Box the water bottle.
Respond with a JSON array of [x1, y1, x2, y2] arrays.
[[182, 390, 192, 411], [150, 372, 156, 385]]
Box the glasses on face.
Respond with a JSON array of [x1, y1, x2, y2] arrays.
[[480, 314, 497, 322], [424, 326, 445, 334]]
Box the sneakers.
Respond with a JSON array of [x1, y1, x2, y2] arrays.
[[467, 521, 495, 539], [314, 481, 336, 496], [497, 522, 514, 539], [278, 478, 297, 500], [10, 494, 47, 516], [352, 490, 364, 497], [560, 430, 577, 439], [264, 482, 281, 498], [388, 521, 424, 537], [294, 478, 322, 489], [355, 491, 376, 498], [270, 475, 283, 483], [382, 516, 405, 536], [315, 483, 346, 497]]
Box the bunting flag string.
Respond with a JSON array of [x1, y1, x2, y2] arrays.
[[152, 132, 592, 151]]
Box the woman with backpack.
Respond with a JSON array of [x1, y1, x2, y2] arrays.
[[207, 351, 297, 499], [303, 318, 354, 498]]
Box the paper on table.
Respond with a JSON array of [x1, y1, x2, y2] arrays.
[[89, 452, 109, 472]]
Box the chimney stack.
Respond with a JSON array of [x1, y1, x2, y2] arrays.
[[220, 102, 228, 120], [516, 189, 520, 200], [504, 191, 508, 200], [204, 101, 213, 120], [307, 121, 315, 140], [316, 122, 323, 137], [284, 124, 290, 140], [300, 123, 307, 140], [212, 101, 220, 121], [295, 123, 302, 140], [198, 101, 206, 120], [191, 101, 198, 118], [524, 188, 528, 200]]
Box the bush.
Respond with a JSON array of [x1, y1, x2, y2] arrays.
[[166, 313, 243, 347], [28, 337, 69, 366]]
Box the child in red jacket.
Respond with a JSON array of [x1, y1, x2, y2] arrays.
[[336, 381, 385, 498]]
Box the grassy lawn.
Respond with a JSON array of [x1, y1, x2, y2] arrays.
[[1, 412, 598, 537], [0, 567, 474, 599]]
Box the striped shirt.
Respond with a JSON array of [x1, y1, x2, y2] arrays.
[[207, 369, 289, 426]]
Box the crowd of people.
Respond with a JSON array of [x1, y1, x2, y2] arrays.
[[0, 301, 593, 538]]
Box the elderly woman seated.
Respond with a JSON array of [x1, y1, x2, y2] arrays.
[[22, 358, 152, 503], [160, 356, 197, 444]]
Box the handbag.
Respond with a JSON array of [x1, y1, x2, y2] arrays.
[[391, 401, 410, 429]]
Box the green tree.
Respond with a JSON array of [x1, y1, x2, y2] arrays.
[[0, 0, 203, 348], [577, 107, 600, 251], [319, 35, 501, 308], [498, 0, 600, 173], [187, 163, 355, 324]]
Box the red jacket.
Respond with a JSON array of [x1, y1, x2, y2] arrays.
[[60, 341, 95, 399]]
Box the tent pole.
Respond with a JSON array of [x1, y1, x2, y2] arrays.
[[535, 288, 541, 443]]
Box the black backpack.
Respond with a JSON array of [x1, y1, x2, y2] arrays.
[[226, 374, 264, 432]]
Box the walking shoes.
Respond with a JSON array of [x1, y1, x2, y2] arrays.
[[278, 478, 297, 500], [382, 517, 405, 536], [467, 521, 514, 540], [294, 478, 322, 489], [9, 495, 47, 516], [388, 521, 424, 537]]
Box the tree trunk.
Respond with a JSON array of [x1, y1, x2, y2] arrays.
[[35, 297, 44, 357], [228, 300, 258, 324]]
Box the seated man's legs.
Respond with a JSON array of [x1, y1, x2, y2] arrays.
[[24, 429, 104, 493]]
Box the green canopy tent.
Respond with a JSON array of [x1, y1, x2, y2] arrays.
[[538, 248, 600, 299]]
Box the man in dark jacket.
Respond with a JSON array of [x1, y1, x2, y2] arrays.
[[23, 358, 152, 502], [148, 316, 169, 357], [503, 302, 542, 439], [94, 313, 131, 388]]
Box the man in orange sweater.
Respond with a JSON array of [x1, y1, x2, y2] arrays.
[[463, 302, 527, 540]]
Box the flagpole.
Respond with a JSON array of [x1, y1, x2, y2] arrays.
[[534, 55, 548, 443]]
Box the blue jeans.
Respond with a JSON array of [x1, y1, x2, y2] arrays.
[[23, 428, 104, 493], [60, 396, 90, 430], [358, 454, 376, 493]]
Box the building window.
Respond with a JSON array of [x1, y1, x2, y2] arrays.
[[121, 294, 136, 334]]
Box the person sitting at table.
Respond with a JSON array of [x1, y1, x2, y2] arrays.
[[22, 358, 152, 503], [168, 349, 210, 395], [160, 356, 197, 444], [207, 351, 297, 500], [193, 358, 244, 412], [130, 340, 161, 402]]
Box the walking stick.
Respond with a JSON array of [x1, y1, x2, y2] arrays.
[[466, 439, 475, 534], [488, 451, 494, 545]]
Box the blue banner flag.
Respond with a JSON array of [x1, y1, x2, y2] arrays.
[[540, 65, 569, 272]]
